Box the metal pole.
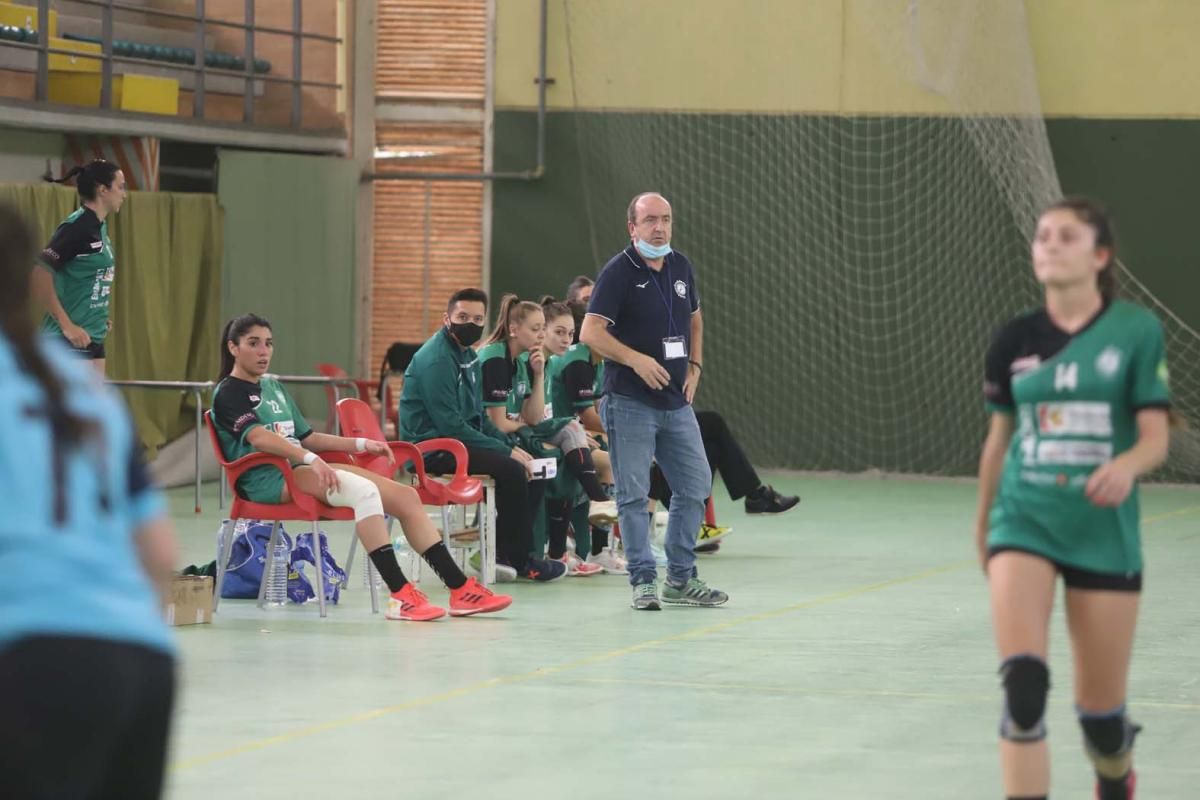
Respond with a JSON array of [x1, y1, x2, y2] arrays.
[[243, 0, 254, 123], [535, 0, 547, 174], [422, 181, 432, 332], [34, 0, 48, 101], [379, 369, 388, 435], [101, 0, 114, 109], [331, 384, 341, 435], [193, 389, 203, 513], [291, 0, 303, 128], [194, 0, 206, 119], [219, 466, 226, 509]]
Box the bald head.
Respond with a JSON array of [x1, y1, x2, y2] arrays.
[[627, 192, 671, 225]]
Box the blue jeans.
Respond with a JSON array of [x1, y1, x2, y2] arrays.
[[601, 393, 712, 587]]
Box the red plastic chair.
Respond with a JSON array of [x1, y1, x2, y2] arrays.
[[206, 411, 368, 618], [335, 397, 497, 585], [317, 363, 395, 434]]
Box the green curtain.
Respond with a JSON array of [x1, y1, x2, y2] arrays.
[[0, 183, 224, 455]]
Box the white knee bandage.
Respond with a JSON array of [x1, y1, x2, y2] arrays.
[[324, 471, 384, 522]]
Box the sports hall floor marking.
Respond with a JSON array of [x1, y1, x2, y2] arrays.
[[171, 560, 967, 772], [567, 678, 1200, 713], [172, 503, 1200, 773]]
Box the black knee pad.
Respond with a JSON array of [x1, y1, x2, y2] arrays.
[[1080, 709, 1140, 780], [999, 655, 1050, 741]]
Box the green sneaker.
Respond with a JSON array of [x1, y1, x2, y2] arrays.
[[662, 577, 728, 607], [631, 581, 661, 611]]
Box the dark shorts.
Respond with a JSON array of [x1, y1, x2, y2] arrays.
[[62, 337, 106, 360], [988, 546, 1142, 592], [0, 635, 175, 800]]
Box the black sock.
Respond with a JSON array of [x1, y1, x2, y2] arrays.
[[368, 544, 409, 593], [563, 447, 608, 502], [1097, 772, 1131, 800], [590, 525, 609, 556], [547, 499, 572, 559], [420, 542, 467, 590]]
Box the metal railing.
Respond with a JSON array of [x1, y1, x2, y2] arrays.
[[108, 373, 352, 515], [4, 0, 343, 129], [107, 378, 211, 513]]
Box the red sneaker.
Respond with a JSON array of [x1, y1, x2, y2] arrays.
[[386, 584, 446, 621], [449, 577, 513, 617]]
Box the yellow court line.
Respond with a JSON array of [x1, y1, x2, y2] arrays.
[[171, 559, 969, 773], [1144, 505, 1200, 525], [568, 677, 1200, 712]]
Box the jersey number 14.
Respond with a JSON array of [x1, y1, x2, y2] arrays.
[[1054, 362, 1078, 392]]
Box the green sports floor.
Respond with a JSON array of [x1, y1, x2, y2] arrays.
[[162, 474, 1200, 799]]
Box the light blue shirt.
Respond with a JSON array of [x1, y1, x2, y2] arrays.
[[0, 336, 173, 654]]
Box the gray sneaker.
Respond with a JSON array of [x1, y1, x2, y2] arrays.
[[662, 577, 728, 607], [631, 581, 661, 611]]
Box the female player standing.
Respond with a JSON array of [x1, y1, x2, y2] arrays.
[[976, 198, 1170, 800], [33, 160, 126, 375], [0, 202, 178, 799]]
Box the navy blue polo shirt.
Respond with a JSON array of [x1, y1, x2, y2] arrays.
[[586, 244, 700, 410]]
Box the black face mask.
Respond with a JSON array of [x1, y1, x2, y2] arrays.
[[447, 321, 483, 348]]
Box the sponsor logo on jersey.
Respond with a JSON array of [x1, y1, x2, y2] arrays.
[[42, 247, 59, 262], [1095, 346, 1122, 378], [248, 394, 261, 405], [489, 388, 509, 400], [233, 412, 257, 432], [90, 240, 104, 251], [674, 280, 687, 298], [1010, 355, 1041, 374], [1157, 360, 1170, 387], [269, 420, 296, 439], [516, 382, 528, 396], [635, 280, 650, 289], [1035, 439, 1112, 466], [1036, 402, 1112, 437], [578, 388, 595, 399], [102, 268, 114, 281], [543, 404, 554, 421]]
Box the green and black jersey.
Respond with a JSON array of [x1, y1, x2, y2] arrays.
[[478, 342, 534, 420], [212, 375, 313, 503], [38, 207, 115, 343], [983, 300, 1170, 575], [546, 343, 604, 419]]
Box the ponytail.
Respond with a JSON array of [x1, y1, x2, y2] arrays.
[[46, 159, 120, 202], [540, 295, 572, 326], [482, 293, 542, 347], [218, 313, 272, 381], [0, 203, 94, 450]]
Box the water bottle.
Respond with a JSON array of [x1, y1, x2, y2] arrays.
[[265, 538, 288, 606]]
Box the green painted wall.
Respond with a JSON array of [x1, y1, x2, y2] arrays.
[[218, 149, 357, 422], [492, 110, 1200, 475]]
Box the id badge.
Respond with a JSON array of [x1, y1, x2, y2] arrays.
[[662, 336, 688, 360]]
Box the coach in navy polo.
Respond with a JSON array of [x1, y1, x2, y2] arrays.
[[580, 192, 729, 610]]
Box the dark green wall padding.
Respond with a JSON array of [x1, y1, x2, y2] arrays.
[[491, 110, 1200, 476], [218, 149, 357, 423]]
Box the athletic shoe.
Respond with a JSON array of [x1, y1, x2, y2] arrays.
[[744, 485, 800, 515], [694, 541, 721, 554], [631, 582, 661, 610], [586, 548, 629, 575], [449, 577, 513, 617], [587, 499, 619, 525], [1096, 769, 1136, 800], [559, 553, 604, 577], [694, 524, 732, 550], [662, 577, 729, 607], [386, 584, 447, 621], [471, 551, 518, 583], [517, 557, 568, 582]]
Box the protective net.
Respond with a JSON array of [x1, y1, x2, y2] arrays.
[[563, 0, 1200, 479]]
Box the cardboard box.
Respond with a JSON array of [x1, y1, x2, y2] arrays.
[[165, 575, 213, 626]]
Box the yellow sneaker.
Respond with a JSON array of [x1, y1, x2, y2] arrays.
[[694, 524, 732, 552]]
